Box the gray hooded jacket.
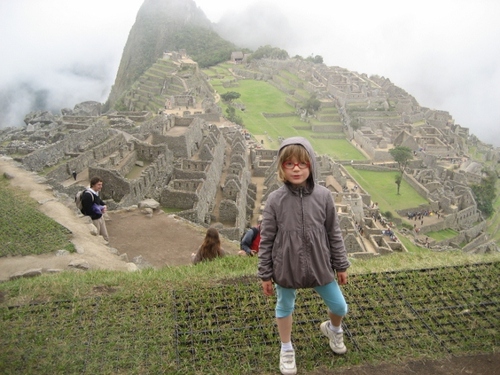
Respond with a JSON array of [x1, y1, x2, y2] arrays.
[[258, 137, 350, 289]]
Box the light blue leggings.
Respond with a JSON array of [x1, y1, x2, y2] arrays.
[[275, 281, 348, 318]]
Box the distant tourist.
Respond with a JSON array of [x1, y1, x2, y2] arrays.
[[81, 176, 109, 242], [72, 170, 77, 180], [258, 137, 349, 375], [238, 220, 261, 256], [191, 228, 226, 265]]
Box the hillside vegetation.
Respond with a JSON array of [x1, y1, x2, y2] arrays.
[[0, 176, 74, 256], [106, 0, 236, 111]]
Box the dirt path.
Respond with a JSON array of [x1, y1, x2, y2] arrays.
[[0, 156, 240, 280], [0, 156, 130, 282], [106, 210, 240, 267]]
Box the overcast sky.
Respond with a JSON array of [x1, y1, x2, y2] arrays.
[[1, 0, 499, 146]]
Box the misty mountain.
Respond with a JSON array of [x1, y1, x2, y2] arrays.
[[106, 0, 236, 111], [213, 1, 300, 53], [0, 83, 51, 126]]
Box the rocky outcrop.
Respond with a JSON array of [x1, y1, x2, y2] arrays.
[[106, 0, 232, 111]]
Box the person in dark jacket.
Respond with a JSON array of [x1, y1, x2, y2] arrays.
[[81, 176, 109, 242], [238, 221, 261, 256], [258, 137, 350, 375]]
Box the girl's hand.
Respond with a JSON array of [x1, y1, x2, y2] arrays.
[[337, 271, 348, 285], [262, 280, 274, 296]]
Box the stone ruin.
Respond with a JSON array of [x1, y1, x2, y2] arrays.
[[1, 52, 498, 257]]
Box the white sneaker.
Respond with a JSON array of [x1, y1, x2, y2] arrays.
[[320, 321, 347, 354], [279, 349, 297, 375]]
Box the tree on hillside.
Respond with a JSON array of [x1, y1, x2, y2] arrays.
[[471, 169, 497, 218], [306, 55, 324, 64], [220, 91, 241, 103], [301, 94, 321, 116], [394, 173, 403, 195], [225, 106, 243, 125], [389, 146, 413, 195], [250, 45, 289, 60]]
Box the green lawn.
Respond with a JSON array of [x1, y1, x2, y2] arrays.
[[0, 176, 74, 256], [2, 257, 499, 374], [208, 74, 368, 160], [426, 228, 459, 241], [345, 167, 428, 214]]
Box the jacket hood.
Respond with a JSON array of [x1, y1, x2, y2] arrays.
[[278, 137, 318, 188]]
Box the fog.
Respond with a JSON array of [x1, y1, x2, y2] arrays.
[[2, 0, 499, 146], [0, 0, 143, 125]]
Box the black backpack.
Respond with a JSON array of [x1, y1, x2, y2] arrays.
[[75, 189, 93, 214]]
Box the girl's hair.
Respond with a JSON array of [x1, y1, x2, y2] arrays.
[[277, 144, 311, 182], [198, 227, 224, 261]]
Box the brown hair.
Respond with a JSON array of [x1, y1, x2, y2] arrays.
[[198, 228, 224, 261], [277, 144, 311, 182], [90, 176, 103, 188]]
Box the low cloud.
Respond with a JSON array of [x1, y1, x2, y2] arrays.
[[1, 0, 499, 146]]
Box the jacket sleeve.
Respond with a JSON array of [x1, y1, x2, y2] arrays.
[[240, 229, 254, 254], [258, 199, 277, 281], [325, 193, 350, 271]]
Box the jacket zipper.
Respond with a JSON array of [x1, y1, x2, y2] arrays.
[[299, 187, 305, 243]]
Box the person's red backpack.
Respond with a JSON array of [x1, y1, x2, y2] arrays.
[[250, 226, 261, 252]]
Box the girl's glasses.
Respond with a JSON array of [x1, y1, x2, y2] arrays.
[[282, 161, 310, 170]]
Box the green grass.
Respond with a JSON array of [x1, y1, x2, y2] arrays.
[[426, 228, 459, 241], [211, 76, 368, 160], [345, 167, 428, 214], [0, 176, 74, 256], [1, 257, 499, 374]]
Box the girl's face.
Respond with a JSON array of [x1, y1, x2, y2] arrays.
[[282, 156, 310, 187]]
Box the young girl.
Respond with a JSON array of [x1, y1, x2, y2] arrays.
[[191, 227, 226, 265], [258, 137, 350, 375]]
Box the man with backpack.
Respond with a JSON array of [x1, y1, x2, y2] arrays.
[[80, 176, 109, 242], [238, 220, 261, 256]]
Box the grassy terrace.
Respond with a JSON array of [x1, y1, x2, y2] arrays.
[[344, 167, 428, 215], [1, 251, 499, 374], [0, 177, 74, 257]]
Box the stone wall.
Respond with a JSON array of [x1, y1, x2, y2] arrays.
[[402, 172, 430, 199], [156, 117, 204, 158], [186, 112, 220, 122], [161, 126, 226, 224], [108, 111, 151, 122], [22, 123, 111, 172], [87, 146, 174, 207], [162, 181, 202, 209], [114, 150, 138, 177], [311, 124, 343, 133], [174, 160, 210, 179]]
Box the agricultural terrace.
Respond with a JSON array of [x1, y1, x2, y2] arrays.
[[344, 167, 428, 216], [206, 66, 367, 160]]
